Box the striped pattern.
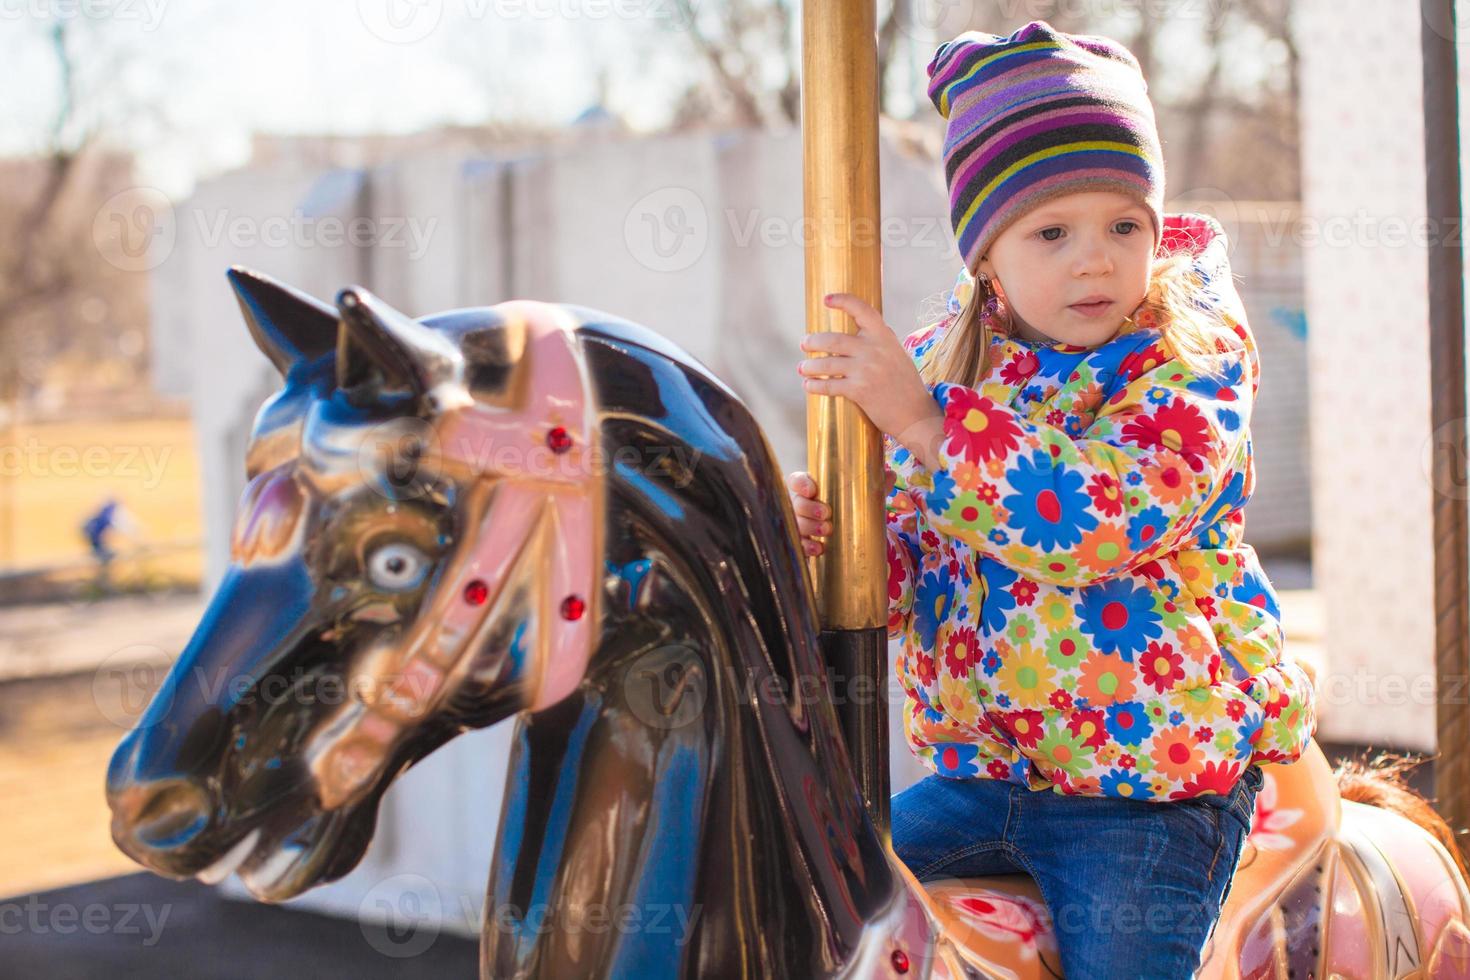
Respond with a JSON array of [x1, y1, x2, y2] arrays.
[[926, 21, 1165, 273]]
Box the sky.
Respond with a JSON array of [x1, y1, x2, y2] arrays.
[[0, 0, 709, 196], [0, 0, 1258, 199]]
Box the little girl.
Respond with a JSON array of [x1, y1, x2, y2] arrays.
[[787, 21, 1316, 977]]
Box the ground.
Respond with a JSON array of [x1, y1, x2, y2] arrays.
[[0, 415, 202, 604], [0, 592, 479, 975]]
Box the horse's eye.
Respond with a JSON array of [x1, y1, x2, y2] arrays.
[[366, 542, 430, 592]]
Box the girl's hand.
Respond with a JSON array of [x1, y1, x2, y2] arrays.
[[798, 293, 943, 443], [787, 468, 897, 557], [787, 470, 830, 556]]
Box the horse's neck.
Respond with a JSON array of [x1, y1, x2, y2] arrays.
[[481, 565, 906, 978]]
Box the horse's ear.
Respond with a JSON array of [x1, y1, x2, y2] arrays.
[[227, 267, 339, 376], [334, 286, 466, 404]]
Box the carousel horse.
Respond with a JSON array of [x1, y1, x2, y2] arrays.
[[107, 268, 1470, 978]]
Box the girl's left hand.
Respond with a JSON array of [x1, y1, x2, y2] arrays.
[[799, 293, 942, 440]]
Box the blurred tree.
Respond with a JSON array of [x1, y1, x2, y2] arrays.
[[0, 17, 163, 403], [1, 23, 87, 351], [649, 0, 1300, 200], [664, 0, 912, 126], [0, 17, 162, 563]]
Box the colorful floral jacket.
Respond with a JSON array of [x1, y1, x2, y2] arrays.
[[884, 213, 1317, 802]]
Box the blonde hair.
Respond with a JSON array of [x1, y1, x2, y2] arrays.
[[918, 251, 1237, 389]]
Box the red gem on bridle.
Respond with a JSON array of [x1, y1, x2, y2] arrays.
[[546, 426, 572, 453], [466, 579, 582, 623]]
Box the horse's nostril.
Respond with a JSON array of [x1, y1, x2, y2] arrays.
[[128, 779, 213, 851]]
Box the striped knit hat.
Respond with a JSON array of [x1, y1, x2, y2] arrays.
[[926, 20, 1165, 274]]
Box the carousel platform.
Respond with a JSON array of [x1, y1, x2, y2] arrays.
[[0, 739, 1429, 980], [0, 870, 479, 979]]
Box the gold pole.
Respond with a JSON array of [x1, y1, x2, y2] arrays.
[[802, 0, 890, 833], [802, 0, 885, 630]]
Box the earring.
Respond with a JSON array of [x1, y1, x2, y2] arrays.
[[976, 271, 1003, 328]]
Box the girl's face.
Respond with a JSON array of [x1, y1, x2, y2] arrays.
[[975, 190, 1155, 348]]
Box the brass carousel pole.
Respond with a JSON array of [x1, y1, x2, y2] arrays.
[[801, 0, 890, 836], [1422, 0, 1470, 860]]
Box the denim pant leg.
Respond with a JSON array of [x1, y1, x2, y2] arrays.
[[1010, 766, 1263, 980], [890, 774, 1026, 882]]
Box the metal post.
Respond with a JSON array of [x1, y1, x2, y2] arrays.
[[1421, 0, 1470, 860], [801, 0, 890, 835]]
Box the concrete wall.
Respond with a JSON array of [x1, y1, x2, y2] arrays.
[[1295, 0, 1449, 752], [1223, 204, 1314, 551]]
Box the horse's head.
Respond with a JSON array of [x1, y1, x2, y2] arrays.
[[106, 268, 606, 901]]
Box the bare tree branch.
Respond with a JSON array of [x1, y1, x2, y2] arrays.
[[0, 13, 168, 410], [1177, 2, 1231, 192], [638, 0, 1300, 199], [4, 22, 89, 341], [876, 0, 905, 119], [773, 0, 799, 124], [672, 0, 768, 126], [1128, 2, 1157, 84]]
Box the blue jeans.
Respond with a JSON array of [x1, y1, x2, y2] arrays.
[[891, 764, 1263, 979]]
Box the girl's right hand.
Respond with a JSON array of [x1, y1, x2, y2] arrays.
[[786, 471, 831, 557]]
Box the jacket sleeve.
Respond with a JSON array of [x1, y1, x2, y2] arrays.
[[886, 323, 946, 496], [1186, 543, 1319, 767], [909, 331, 1254, 588], [884, 435, 921, 639], [886, 505, 919, 640]]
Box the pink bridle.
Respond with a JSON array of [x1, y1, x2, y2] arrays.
[[309, 302, 604, 810]]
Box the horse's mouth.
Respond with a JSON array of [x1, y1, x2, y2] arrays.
[[191, 808, 353, 902], [234, 834, 316, 901], [196, 836, 318, 902], [195, 827, 261, 885]]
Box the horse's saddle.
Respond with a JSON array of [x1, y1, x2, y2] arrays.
[[892, 741, 1470, 978]]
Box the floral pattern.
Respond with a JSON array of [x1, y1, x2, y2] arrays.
[[1245, 770, 1301, 850], [949, 889, 1057, 961], [884, 213, 1317, 802]]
